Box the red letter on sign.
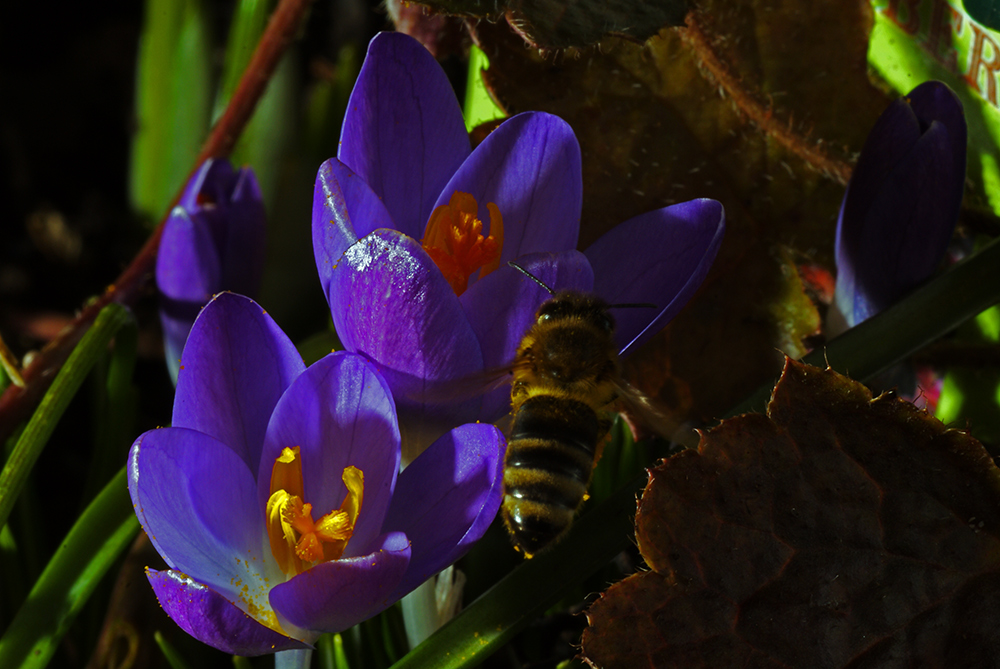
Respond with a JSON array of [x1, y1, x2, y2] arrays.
[[885, 0, 922, 35], [965, 22, 1000, 107], [924, 0, 965, 71]]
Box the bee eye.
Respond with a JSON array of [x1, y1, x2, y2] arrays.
[[537, 313, 552, 324]]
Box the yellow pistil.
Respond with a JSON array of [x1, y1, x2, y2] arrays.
[[265, 447, 364, 577], [421, 191, 504, 295]]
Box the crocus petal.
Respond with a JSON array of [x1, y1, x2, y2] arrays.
[[157, 208, 223, 304], [434, 112, 582, 266], [313, 158, 396, 302], [836, 122, 958, 323], [329, 230, 485, 455], [835, 82, 965, 268], [219, 167, 267, 296], [906, 81, 969, 202], [178, 159, 231, 211], [156, 207, 222, 380], [160, 313, 197, 386], [259, 352, 400, 557], [270, 532, 411, 633], [461, 250, 594, 421], [339, 32, 470, 240], [382, 423, 506, 600], [172, 293, 305, 474], [157, 159, 268, 386], [834, 81, 966, 327], [328, 229, 484, 388], [129, 428, 275, 603], [835, 99, 923, 263], [586, 198, 726, 355], [148, 569, 308, 656]]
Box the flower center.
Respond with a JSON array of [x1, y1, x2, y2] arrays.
[[265, 447, 364, 578], [421, 191, 504, 295]]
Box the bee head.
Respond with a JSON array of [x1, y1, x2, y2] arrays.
[[508, 261, 615, 334], [532, 292, 616, 383], [535, 292, 615, 333]]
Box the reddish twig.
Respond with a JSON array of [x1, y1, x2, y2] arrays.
[[0, 0, 315, 443], [678, 11, 853, 185]]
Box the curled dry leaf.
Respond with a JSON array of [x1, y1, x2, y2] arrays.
[[582, 359, 1000, 668]]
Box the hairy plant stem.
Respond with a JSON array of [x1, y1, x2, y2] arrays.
[[678, 11, 854, 185]]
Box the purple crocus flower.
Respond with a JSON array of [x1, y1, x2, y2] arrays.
[[128, 292, 505, 655], [156, 159, 267, 382], [833, 80, 966, 329], [313, 32, 726, 455]]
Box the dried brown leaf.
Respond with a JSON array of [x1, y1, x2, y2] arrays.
[[582, 360, 1000, 668]]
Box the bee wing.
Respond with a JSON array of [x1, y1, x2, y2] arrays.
[[612, 378, 679, 442]]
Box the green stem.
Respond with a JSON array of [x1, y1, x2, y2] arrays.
[[155, 630, 195, 669], [0, 467, 139, 668], [0, 303, 131, 530]]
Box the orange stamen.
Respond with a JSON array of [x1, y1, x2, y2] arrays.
[[265, 447, 364, 576], [421, 191, 504, 295]]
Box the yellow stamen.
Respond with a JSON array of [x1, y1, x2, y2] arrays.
[[270, 446, 303, 498], [265, 446, 364, 577], [421, 191, 504, 295]]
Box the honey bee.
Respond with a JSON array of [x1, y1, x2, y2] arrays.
[[501, 262, 671, 558]]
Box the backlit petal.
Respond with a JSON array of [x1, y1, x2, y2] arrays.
[[157, 207, 222, 304], [173, 293, 305, 474], [382, 423, 505, 600], [128, 427, 278, 605], [157, 160, 267, 385], [269, 532, 411, 633], [327, 229, 484, 450], [156, 207, 221, 380], [339, 32, 470, 240], [147, 569, 308, 656], [177, 158, 234, 212], [313, 158, 395, 302], [259, 352, 400, 558], [434, 112, 581, 270], [586, 198, 726, 355]]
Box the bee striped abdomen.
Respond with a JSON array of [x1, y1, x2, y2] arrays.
[[502, 394, 602, 557]]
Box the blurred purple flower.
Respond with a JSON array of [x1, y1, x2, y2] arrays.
[[128, 292, 505, 655], [313, 32, 725, 452], [156, 159, 267, 382], [833, 80, 966, 328]]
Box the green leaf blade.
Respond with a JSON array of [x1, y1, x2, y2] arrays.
[[130, 0, 212, 222], [0, 303, 132, 530], [0, 467, 140, 669]]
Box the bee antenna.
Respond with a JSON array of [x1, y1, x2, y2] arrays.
[[609, 302, 658, 310], [507, 261, 555, 295]]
